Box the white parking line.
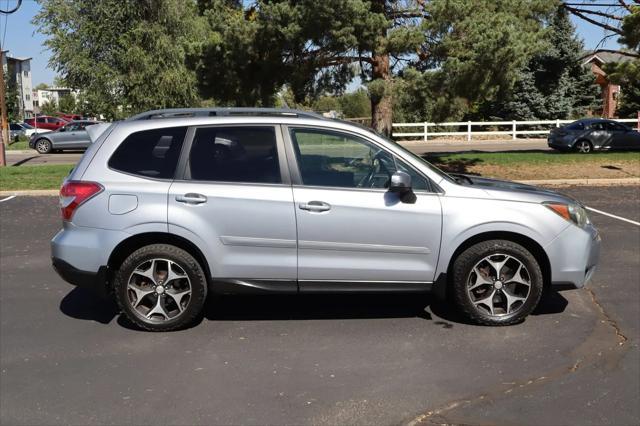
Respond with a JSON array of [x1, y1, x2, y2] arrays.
[[586, 206, 640, 227], [0, 195, 16, 203]]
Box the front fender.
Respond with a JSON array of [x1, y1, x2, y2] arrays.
[[435, 197, 569, 278]]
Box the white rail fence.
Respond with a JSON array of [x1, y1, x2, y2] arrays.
[[391, 118, 640, 141]]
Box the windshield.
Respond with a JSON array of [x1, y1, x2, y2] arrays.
[[21, 122, 34, 129]]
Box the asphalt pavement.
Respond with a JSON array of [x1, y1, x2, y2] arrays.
[[5, 139, 550, 166], [0, 186, 638, 425]]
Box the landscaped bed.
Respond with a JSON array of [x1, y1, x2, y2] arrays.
[[425, 151, 640, 180]]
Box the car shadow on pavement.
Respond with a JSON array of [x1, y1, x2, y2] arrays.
[[204, 294, 438, 322], [58, 288, 568, 330], [532, 289, 569, 316], [11, 156, 39, 166], [59, 287, 119, 324]]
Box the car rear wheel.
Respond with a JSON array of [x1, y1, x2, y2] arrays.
[[114, 244, 208, 331], [574, 140, 593, 153], [35, 138, 52, 154], [452, 240, 544, 326]]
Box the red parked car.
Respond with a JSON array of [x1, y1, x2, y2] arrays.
[[25, 116, 69, 131], [58, 113, 83, 121]]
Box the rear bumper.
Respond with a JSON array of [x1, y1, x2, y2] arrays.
[[547, 139, 572, 151], [52, 257, 110, 297], [51, 224, 127, 297]]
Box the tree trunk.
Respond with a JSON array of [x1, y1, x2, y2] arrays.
[[370, 53, 392, 137]]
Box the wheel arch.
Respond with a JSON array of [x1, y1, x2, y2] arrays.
[[107, 232, 212, 286], [444, 231, 551, 291]]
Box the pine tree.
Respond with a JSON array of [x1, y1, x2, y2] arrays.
[[485, 8, 600, 120]]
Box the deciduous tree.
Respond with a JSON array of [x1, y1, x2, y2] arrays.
[[34, 0, 203, 119]]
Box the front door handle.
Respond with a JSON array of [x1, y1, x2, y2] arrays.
[[299, 201, 331, 212], [176, 193, 207, 205]]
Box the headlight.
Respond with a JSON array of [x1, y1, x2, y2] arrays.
[[544, 202, 590, 227]]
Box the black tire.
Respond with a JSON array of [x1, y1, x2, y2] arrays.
[[114, 244, 208, 331], [34, 138, 52, 154], [573, 139, 593, 153], [452, 240, 543, 326]]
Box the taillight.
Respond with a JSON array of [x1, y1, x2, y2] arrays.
[[59, 181, 103, 221]]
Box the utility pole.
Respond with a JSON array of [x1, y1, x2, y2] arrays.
[[0, 50, 7, 167], [0, 0, 23, 167]]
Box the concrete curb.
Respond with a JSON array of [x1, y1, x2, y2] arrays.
[[0, 189, 59, 196], [1, 178, 638, 197], [5, 150, 35, 154]]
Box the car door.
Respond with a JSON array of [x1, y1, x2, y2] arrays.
[[607, 122, 635, 150], [284, 126, 442, 290], [36, 117, 48, 130], [587, 121, 611, 149], [53, 123, 71, 149], [168, 124, 298, 289], [65, 122, 90, 149]]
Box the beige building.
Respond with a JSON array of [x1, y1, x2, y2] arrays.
[[1, 50, 34, 118]]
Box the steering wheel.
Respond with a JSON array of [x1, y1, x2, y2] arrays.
[[356, 149, 392, 188]]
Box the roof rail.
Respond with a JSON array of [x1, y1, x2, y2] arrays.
[[126, 108, 326, 121]]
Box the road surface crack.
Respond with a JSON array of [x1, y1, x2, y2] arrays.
[[585, 286, 628, 346], [405, 287, 629, 426]]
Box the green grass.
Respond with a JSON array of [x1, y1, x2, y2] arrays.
[[6, 140, 30, 150], [0, 164, 72, 190]]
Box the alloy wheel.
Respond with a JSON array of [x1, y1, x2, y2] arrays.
[[576, 140, 591, 153], [466, 253, 532, 317], [36, 140, 51, 153], [126, 258, 192, 322]]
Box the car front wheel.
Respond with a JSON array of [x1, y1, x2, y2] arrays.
[[452, 240, 544, 326], [114, 244, 208, 331], [35, 138, 52, 154]]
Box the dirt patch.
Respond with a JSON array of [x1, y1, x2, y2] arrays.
[[448, 159, 640, 180]]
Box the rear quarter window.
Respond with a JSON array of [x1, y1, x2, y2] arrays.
[[109, 127, 187, 179], [566, 122, 585, 131]]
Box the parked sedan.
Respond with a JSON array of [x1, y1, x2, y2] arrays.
[[548, 118, 640, 153], [24, 115, 69, 131], [29, 120, 101, 154], [10, 122, 43, 140]]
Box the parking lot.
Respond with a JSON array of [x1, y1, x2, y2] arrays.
[[0, 186, 638, 425]]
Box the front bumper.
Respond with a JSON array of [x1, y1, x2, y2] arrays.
[[545, 223, 601, 289]]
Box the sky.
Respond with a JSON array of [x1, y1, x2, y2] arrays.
[[0, 0, 625, 87]]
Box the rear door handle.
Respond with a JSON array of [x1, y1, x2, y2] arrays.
[[175, 193, 207, 205], [299, 201, 331, 212]]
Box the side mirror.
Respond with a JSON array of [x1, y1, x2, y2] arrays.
[[389, 171, 412, 193]]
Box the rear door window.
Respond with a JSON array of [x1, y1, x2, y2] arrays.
[[187, 126, 281, 184], [109, 127, 187, 179]]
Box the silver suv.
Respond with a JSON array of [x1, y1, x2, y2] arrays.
[[51, 108, 601, 331]]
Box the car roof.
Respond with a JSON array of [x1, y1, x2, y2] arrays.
[[575, 118, 614, 124], [127, 107, 327, 121]]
